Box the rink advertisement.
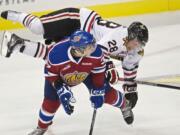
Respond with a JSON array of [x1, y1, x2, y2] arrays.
[[0, 0, 35, 6], [0, 0, 130, 11], [0, 0, 180, 30], [0, 0, 36, 8]]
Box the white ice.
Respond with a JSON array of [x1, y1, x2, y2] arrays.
[[0, 11, 180, 135]]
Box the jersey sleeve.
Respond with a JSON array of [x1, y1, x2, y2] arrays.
[[122, 49, 144, 83], [91, 51, 106, 88], [79, 8, 101, 33], [44, 45, 61, 83], [44, 61, 59, 83]]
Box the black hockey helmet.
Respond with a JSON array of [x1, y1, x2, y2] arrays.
[[127, 21, 149, 46]]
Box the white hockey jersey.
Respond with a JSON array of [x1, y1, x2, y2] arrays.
[[79, 8, 144, 80]]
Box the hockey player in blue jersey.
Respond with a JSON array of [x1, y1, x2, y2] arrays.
[[1, 30, 134, 135]]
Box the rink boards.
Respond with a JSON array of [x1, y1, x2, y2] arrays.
[[0, 0, 180, 30]]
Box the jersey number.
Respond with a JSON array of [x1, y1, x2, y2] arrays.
[[108, 40, 118, 52], [97, 19, 120, 28]]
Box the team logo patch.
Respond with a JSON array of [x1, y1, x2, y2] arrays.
[[64, 71, 88, 85], [73, 36, 81, 42], [81, 62, 92, 66]]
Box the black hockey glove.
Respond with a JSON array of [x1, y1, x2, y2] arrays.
[[123, 83, 138, 109], [105, 61, 119, 84]]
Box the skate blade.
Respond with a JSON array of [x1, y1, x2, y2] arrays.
[[0, 31, 12, 57]]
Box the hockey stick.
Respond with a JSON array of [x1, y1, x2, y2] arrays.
[[89, 109, 97, 135], [118, 77, 180, 90]]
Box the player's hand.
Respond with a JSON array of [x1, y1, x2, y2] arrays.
[[56, 84, 76, 115], [105, 61, 119, 84], [90, 88, 105, 109], [123, 83, 138, 109]]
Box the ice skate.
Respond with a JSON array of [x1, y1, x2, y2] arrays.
[[28, 127, 47, 135], [1, 10, 21, 21], [0, 31, 24, 57], [121, 98, 134, 125]]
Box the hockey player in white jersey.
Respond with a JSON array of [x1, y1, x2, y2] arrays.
[[1, 7, 148, 121]]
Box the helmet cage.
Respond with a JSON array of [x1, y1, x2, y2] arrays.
[[128, 32, 146, 47]]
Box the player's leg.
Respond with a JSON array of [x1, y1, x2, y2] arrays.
[[104, 85, 134, 125], [1, 8, 81, 43], [83, 76, 134, 125], [1, 8, 81, 60], [1, 10, 44, 35], [40, 8, 80, 43], [1, 31, 48, 60], [28, 80, 60, 135]]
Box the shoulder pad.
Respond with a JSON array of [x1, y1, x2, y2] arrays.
[[90, 46, 103, 57], [48, 42, 70, 65]]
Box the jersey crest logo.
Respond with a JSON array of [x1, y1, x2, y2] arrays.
[[64, 71, 88, 85], [72, 36, 81, 42]]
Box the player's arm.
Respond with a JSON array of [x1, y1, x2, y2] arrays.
[[45, 57, 75, 115], [122, 50, 144, 108], [90, 51, 106, 109], [97, 44, 119, 85]]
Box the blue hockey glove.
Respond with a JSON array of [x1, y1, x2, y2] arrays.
[[56, 84, 76, 115], [90, 87, 105, 109]]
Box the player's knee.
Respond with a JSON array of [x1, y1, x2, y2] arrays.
[[29, 17, 44, 35], [125, 92, 138, 109], [105, 88, 117, 104], [105, 88, 123, 108], [42, 98, 60, 113]]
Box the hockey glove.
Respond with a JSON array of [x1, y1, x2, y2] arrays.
[[56, 83, 76, 115], [45, 39, 53, 45], [90, 87, 105, 109], [105, 61, 119, 84], [123, 83, 138, 109]]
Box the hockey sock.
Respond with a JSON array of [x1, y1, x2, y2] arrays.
[[6, 11, 44, 34], [104, 88, 124, 108], [38, 99, 60, 129], [21, 41, 48, 60]]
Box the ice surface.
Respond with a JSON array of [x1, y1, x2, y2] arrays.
[[0, 11, 180, 135]]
